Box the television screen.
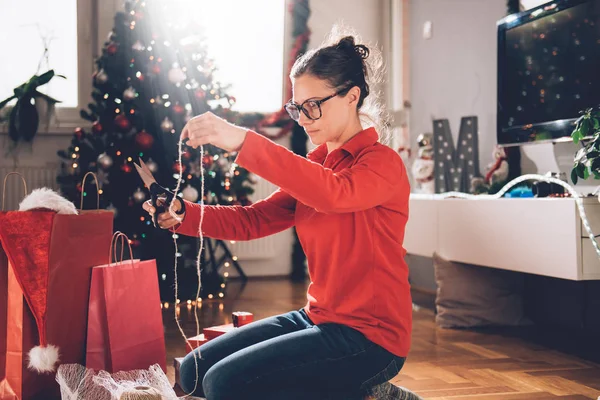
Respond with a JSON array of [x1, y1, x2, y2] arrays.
[[497, 0, 600, 145]]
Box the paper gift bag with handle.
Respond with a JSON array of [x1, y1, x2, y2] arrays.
[[0, 172, 114, 400], [86, 232, 166, 373]]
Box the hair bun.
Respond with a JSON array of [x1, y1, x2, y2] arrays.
[[335, 36, 370, 60], [354, 44, 369, 60]]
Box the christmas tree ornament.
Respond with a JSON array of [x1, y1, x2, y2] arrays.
[[168, 67, 186, 84], [202, 155, 214, 167], [160, 117, 174, 133], [92, 121, 103, 134], [172, 162, 186, 174], [194, 89, 205, 99], [135, 130, 154, 150], [115, 114, 132, 132], [173, 103, 184, 114], [132, 40, 145, 51], [97, 153, 113, 169], [107, 42, 118, 55], [96, 169, 110, 186], [123, 86, 137, 101], [151, 64, 161, 74], [153, 95, 163, 105], [182, 185, 199, 202], [133, 187, 146, 203], [184, 109, 193, 123], [74, 127, 84, 139], [217, 157, 228, 167], [146, 158, 158, 173], [121, 163, 133, 173], [95, 69, 108, 84], [106, 203, 118, 217]]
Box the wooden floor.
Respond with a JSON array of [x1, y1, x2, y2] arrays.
[[163, 278, 600, 399]]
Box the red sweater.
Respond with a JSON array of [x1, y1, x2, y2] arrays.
[[175, 127, 412, 357]]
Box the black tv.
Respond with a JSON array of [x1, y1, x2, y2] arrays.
[[497, 0, 600, 146]]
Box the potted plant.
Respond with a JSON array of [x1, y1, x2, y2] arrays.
[[571, 106, 600, 185], [0, 69, 65, 144]]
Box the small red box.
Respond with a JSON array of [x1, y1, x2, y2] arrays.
[[185, 333, 209, 354], [232, 311, 254, 327], [203, 323, 235, 340]]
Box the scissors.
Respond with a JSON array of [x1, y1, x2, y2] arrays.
[[134, 158, 186, 228]]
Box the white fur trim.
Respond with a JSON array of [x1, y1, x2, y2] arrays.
[[28, 344, 60, 373], [19, 188, 78, 215]]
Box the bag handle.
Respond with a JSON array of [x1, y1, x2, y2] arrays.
[[2, 172, 28, 211], [108, 231, 134, 267], [80, 172, 100, 210]]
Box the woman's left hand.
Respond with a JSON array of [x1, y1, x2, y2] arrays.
[[182, 112, 247, 152]]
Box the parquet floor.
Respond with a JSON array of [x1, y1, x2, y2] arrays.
[[164, 278, 600, 399]]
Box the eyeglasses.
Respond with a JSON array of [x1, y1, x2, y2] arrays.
[[284, 89, 345, 121]]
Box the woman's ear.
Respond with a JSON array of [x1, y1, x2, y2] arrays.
[[347, 86, 361, 106]]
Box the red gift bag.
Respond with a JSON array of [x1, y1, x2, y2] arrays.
[[0, 172, 114, 400], [86, 232, 166, 373]]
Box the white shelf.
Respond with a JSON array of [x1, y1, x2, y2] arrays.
[[405, 194, 600, 281]]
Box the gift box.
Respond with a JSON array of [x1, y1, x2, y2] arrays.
[[174, 357, 184, 390], [232, 311, 254, 327], [185, 334, 209, 354], [203, 323, 235, 340]]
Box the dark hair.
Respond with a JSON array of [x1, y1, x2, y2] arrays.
[[290, 27, 389, 141], [291, 36, 371, 108]]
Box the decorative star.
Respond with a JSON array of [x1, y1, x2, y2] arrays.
[[96, 169, 110, 187]]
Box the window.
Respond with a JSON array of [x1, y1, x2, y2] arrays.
[[0, 0, 95, 131], [153, 0, 286, 113], [0, 0, 78, 107]]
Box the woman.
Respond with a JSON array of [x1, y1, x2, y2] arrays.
[[144, 32, 418, 400]]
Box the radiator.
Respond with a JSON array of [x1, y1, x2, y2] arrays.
[[228, 175, 277, 260], [0, 165, 60, 211], [0, 165, 277, 260]]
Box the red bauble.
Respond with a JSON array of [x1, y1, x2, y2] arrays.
[[92, 121, 103, 134], [202, 155, 214, 167], [195, 89, 205, 99], [115, 114, 132, 132], [182, 150, 191, 160], [121, 163, 133, 173], [135, 130, 154, 150], [152, 65, 161, 74], [74, 127, 84, 139], [172, 162, 186, 174], [76, 183, 82, 192], [107, 42, 118, 55], [173, 104, 184, 114]]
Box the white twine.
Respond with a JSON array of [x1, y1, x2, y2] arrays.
[[168, 139, 205, 397]]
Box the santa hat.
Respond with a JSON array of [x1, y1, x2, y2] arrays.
[[0, 188, 77, 373]]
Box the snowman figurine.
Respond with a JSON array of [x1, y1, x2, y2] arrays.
[[411, 133, 435, 194]]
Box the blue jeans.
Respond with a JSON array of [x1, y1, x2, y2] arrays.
[[180, 308, 406, 400]]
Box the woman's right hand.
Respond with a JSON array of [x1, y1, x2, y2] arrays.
[[142, 198, 185, 229]]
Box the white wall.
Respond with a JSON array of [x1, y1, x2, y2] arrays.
[[409, 0, 506, 171], [408, 0, 596, 195]]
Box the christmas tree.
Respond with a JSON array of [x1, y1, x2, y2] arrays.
[[57, 0, 256, 300]]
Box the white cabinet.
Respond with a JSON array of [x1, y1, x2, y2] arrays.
[[405, 194, 600, 281]]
